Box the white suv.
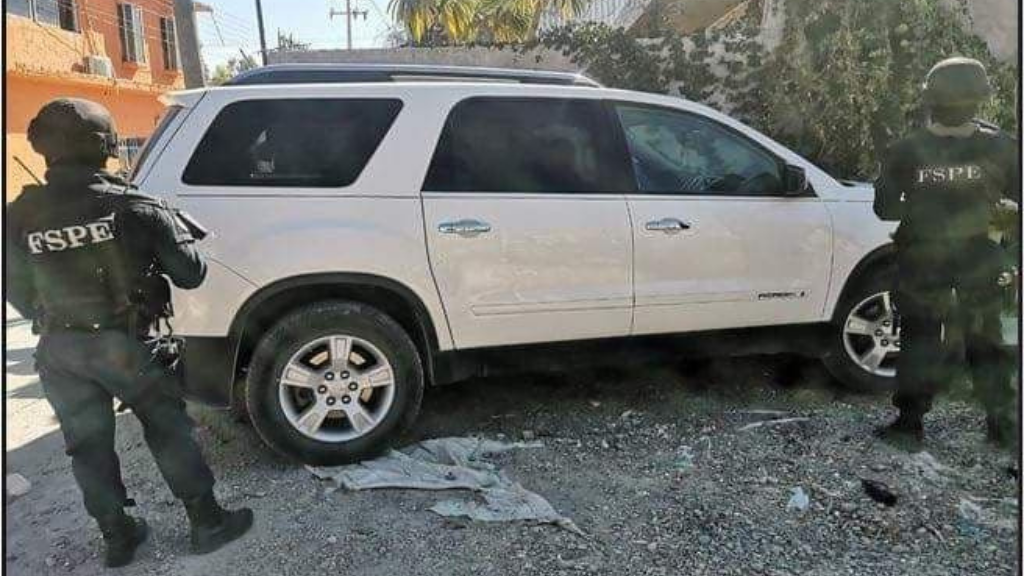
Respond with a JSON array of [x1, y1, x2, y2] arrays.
[[132, 64, 897, 464]]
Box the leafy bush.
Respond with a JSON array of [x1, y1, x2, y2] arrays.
[[540, 0, 1017, 179]]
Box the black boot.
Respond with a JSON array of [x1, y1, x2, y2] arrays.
[[98, 513, 148, 568], [874, 413, 924, 446], [184, 492, 253, 555]]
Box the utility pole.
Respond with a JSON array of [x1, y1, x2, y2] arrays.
[[329, 0, 368, 50], [254, 0, 268, 64], [173, 0, 205, 87]]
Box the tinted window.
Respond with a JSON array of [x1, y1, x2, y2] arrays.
[[616, 105, 783, 196], [423, 98, 632, 194], [183, 99, 402, 187]]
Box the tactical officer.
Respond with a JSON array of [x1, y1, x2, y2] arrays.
[[873, 57, 1019, 445], [5, 99, 253, 567]]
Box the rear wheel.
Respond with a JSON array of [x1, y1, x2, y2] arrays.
[[246, 301, 423, 465], [823, 267, 900, 393]]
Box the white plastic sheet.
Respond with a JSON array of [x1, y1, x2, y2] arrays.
[[307, 437, 581, 534]]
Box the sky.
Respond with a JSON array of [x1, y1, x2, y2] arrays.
[[196, 0, 398, 72]]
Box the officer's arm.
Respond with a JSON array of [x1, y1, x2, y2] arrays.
[[132, 205, 208, 289], [4, 214, 38, 319], [873, 148, 905, 222]]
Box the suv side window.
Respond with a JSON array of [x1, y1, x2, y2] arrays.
[[616, 104, 784, 196], [423, 97, 633, 194], [183, 98, 402, 187]]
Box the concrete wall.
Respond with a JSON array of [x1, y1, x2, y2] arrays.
[[5, 8, 184, 201], [963, 0, 1017, 61], [268, 46, 578, 72], [5, 76, 165, 200]]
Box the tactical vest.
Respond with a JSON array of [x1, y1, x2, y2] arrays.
[[13, 177, 168, 330], [893, 124, 1016, 243]]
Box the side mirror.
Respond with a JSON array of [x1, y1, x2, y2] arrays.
[[783, 165, 809, 196]]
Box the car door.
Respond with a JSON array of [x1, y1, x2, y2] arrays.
[[614, 102, 832, 335], [421, 96, 635, 349]]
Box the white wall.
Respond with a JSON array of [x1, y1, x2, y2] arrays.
[[962, 0, 1017, 61]]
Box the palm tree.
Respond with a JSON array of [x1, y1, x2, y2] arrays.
[[388, 0, 478, 45], [389, 0, 590, 45]]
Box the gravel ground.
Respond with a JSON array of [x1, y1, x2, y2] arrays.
[[5, 309, 1020, 576]]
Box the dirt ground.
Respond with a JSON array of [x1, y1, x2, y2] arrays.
[[5, 308, 1020, 576]]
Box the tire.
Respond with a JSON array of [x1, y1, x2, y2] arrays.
[[822, 265, 899, 393], [246, 301, 424, 465]]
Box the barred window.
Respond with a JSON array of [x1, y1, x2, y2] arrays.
[[6, 0, 34, 19], [57, 0, 77, 31], [117, 3, 146, 63], [159, 17, 179, 70], [118, 136, 147, 171], [12, 0, 77, 31]]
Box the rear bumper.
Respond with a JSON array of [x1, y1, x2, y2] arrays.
[[182, 336, 234, 408]]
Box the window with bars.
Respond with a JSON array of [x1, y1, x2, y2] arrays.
[[159, 17, 179, 70], [118, 136, 148, 171], [56, 0, 77, 31], [117, 3, 146, 63], [9, 0, 78, 31]]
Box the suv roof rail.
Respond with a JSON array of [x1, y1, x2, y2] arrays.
[[225, 63, 602, 88]]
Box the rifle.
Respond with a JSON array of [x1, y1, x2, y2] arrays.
[[14, 156, 43, 185]]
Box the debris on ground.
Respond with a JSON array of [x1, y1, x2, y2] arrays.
[[786, 486, 810, 512], [5, 473, 32, 500], [307, 437, 580, 533], [735, 409, 791, 418], [904, 451, 960, 484], [738, 417, 811, 432], [673, 445, 696, 472], [6, 339, 1020, 576], [957, 496, 1018, 532], [861, 478, 899, 507]]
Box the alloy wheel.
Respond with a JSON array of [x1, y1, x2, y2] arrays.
[[277, 335, 396, 442], [842, 291, 900, 378]]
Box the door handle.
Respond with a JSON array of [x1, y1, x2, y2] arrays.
[[438, 219, 492, 236], [645, 218, 691, 233]]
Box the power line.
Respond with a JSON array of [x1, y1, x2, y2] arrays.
[[329, 0, 368, 50]]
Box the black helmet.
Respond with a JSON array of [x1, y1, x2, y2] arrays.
[[922, 57, 991, 107], [27, 98, 119, 163]]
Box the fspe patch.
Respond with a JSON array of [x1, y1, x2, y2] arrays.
[[26, 214, 116, 254]]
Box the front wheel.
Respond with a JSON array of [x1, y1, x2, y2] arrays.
[[823, 268, 900, 393], [246, 301, 424, 465]]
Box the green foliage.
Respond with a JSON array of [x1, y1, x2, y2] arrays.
[[761, 0, 1016, 178], [276, 31, 311, 52], [389, 0, 592, 45], [539, 0, 1017, 179], [208, 53, 258, 85]]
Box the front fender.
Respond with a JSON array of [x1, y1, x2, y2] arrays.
[[822, 199, 897, 319]]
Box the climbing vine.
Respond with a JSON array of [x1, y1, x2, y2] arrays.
[[538, 0, 1017, 179]]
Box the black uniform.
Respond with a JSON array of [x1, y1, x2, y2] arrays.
[[874, 122, 1019, 421], [5, 163, 215, 521]]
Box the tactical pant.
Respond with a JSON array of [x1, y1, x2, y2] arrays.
[[894, 236, 1016, 419], [36, 330, 215, 520]]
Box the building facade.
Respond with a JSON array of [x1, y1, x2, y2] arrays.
[[5, 0, 185, 200]]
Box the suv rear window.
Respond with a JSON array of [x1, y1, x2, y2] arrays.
[[423, 97, 632, 194], [183, 98, 402, 187]]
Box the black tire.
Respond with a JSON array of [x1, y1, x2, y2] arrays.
[[822, 265, 898, 393], [245, 301, 424, 465], [230, 378, 250, 424]]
